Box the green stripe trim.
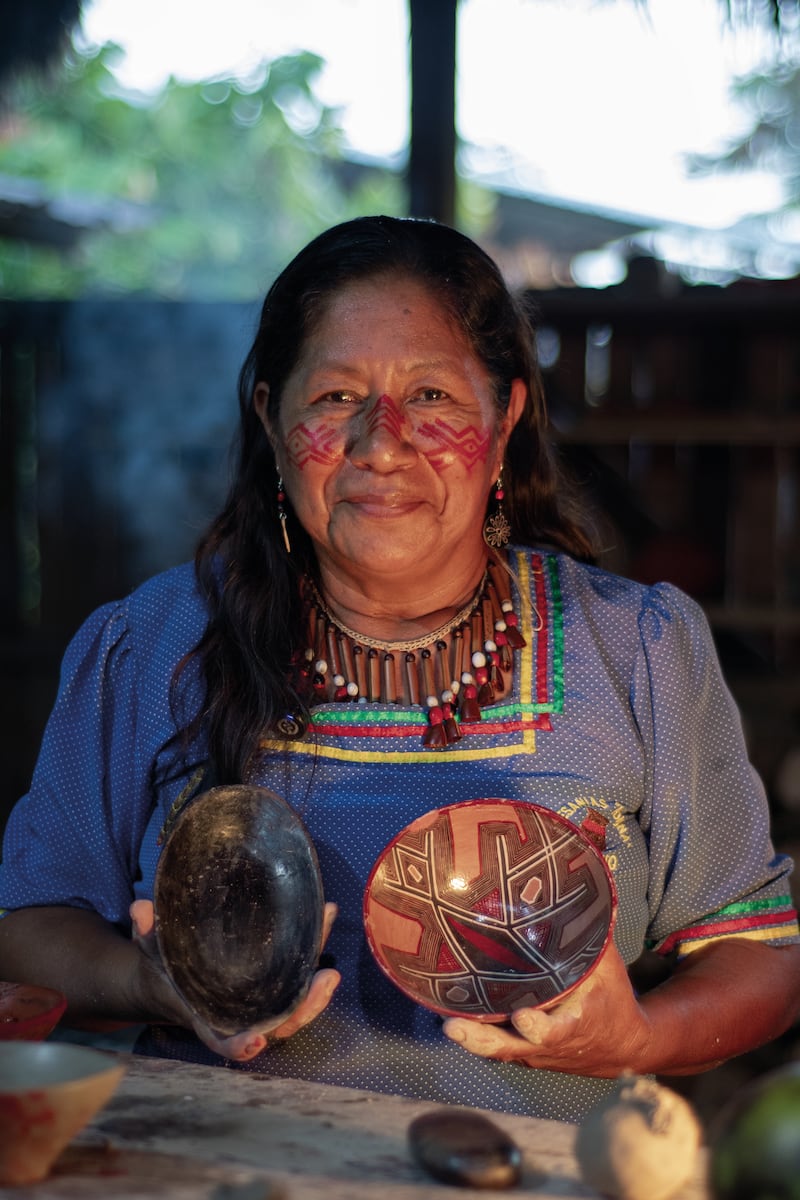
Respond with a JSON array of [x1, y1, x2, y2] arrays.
[[703, 895, 797, 921], [546, 555, 565, 711], [309, 699, 556, 728], [310, 707, 424, 727]]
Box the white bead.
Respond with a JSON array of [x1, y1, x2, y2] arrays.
[[346, 681, 359, 697], [315, 659, 328, 674], [472, 650, 486, 668], [333, 674, 345, 687]]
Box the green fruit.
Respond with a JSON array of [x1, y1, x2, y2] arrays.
[[709, 1063, 800, 1200]]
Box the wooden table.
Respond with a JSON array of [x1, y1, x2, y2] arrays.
[[9, 1054, 712, 1198]]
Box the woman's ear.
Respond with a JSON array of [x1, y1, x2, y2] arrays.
[[494, 378, 527, 471], [503, 379, 527, 442], [253, 382, 274, 444]]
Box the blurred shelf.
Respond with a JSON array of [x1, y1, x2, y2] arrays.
[[704, 606, 800, 632], [557, 416, 800, 445]]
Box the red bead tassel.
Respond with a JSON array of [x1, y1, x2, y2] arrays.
[[502, 602, 526, 649], [423, 702, 448, 748], [495, 625, 512, 671], [472, 651, 494, 707], [486, 643, 503, 692], [441, 696, 462, 743], [459, 675, 481, 722]]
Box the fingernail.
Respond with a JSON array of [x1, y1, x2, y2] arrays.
[[512, 1012, 543, 1045], [446, 1024, 465, 1044], [244, 1038, 264, 1057]]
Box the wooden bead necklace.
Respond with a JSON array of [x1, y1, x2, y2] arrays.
[[297, 559, 527, 748]]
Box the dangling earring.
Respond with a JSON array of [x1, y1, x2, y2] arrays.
[[483, 472, 510, 549], [277, 476, 291, 553]]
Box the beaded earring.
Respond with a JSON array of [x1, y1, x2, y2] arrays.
[[277, 476, 291, 554], [483, 473, 511, 549]]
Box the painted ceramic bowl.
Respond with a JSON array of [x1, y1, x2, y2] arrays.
[[0, 1041, 126, 1185], [364, 798, 617, 1021], [154, 784, 325, 1037], [0, 982, 67, 1041]]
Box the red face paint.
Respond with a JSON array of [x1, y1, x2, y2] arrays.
[[415, 417, 492, 472], [364, 393, 406, 442], [284, 421, 342, 470]]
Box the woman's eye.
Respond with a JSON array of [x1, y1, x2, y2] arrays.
[[319, 390, 360, 405], [412, 388, 448, 404]]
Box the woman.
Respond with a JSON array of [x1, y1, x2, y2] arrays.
[[0, 215, 798, 1122]]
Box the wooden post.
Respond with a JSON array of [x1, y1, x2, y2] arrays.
[[407, 0, 458, 225]]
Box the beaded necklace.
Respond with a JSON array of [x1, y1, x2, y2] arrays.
[[297, 558, 527, 748]]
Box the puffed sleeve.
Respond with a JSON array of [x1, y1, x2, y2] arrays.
[[0, 599, 156, 928], [631, 583, 799, 956]]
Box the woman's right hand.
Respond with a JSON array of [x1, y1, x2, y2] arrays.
[[129, 899, 340, 1062]]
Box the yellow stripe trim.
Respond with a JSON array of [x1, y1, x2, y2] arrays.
[[678, 923, 800, 957], [260, 726, 537, 763]]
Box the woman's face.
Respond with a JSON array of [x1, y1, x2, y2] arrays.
[[255, 276, 525, 590]]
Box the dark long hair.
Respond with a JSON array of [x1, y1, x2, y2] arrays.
[[181, 215, 597, 782]]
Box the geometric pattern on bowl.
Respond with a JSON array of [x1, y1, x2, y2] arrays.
[[364, 799, 617, 1022]]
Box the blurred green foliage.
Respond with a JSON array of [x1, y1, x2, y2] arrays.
[[0, 43, 405, 298]]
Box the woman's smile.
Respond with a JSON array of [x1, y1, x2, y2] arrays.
[[339, 490, 426, 515]]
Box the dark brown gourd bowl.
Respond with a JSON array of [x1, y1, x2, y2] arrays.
[[154, 784, 325, 1037]]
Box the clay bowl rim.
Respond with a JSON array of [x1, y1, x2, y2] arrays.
[[0, 1040, 126, 1092], [0, 982, 68, 1041], [363, 797, 618, 1022]]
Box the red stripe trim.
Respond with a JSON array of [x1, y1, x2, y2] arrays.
[[463, 715, 550, 736], [659, 908, 798, 956], [314, 714, 548, 740]]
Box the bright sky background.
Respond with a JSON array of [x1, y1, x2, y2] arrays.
[[78, 0, 793, 232]]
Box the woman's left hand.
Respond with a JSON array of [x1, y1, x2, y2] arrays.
[[442, 940, 649, 1077]]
